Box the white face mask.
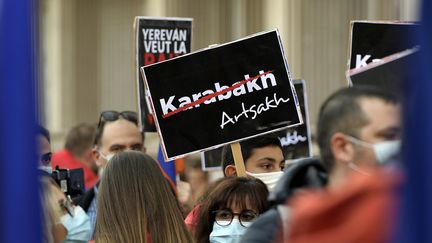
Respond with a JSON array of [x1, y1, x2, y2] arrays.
[[99, 151, 114, 163], [347, 136, 401, 165], [246, 170, 284, 192], [209, 219, 251, 243], [60, 206, 92, 242], [38, 165, 52, 174]]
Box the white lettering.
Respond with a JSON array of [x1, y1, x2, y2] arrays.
[[355, 54, 371, 68], [160, 96, 176, 115], [259, 70, 277, 88], [279, 130, 307, 146], [245, 74, 262, 92], [202, 90, 217, 104], [220, 112, 235, 129], [215, 82, 232, 101], [232, 82, 246, 96], [219, 93, 290, 129]]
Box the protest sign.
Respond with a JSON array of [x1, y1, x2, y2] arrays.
[[142, 30, 303, 161], [201, 79, 312, 171], [347, 47, 420, 94], [348, 21, 418, 70], [135, 17, 192, 132]]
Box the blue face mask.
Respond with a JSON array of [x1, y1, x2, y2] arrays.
[[60, 206, 92, 242], [209, 219, 251, 243]]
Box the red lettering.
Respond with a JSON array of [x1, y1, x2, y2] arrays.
[[144, 53, 155, 65], [157, 53, 166, 62]]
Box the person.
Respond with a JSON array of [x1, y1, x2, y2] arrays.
[[274, 86, 402, 242], [241, 86, 401, 243], [37, 125, 53, 175], [185, 135, 285, 232], [317, 86, 400, 187], [95, 151, 192, 243], [40, 176, 67, 243], [222, 135, 285, 191], [184, 156, 210, 210], [52, 123, 99, 189], [75, 110, 145, 236], [239, 157, 327, 243], [195, 177, 269, 243], [38, 125, 92, 243]]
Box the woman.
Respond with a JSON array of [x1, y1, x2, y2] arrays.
[[195, 177, 269, 243], [95, 151, 192, 243]]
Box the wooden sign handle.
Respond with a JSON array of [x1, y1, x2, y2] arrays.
[[230, 142, 247, 177]]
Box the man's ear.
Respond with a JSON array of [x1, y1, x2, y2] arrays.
[[224, 164, 237, 177], [330, 132, 355, 165], [92, 148, 103, 167]]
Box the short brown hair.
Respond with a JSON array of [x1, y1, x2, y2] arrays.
[[64, 123, 96, 156], [195, 177, 269, 243]]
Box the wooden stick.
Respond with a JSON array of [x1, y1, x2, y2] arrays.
[[230, 142, 247, 177]]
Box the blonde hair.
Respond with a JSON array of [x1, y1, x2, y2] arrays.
[[40, 177, 64, 243], [95, 151, 192, 243]]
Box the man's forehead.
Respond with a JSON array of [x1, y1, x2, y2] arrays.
[[100, 119, 142, 146], [358, 97, 401, 136], [247, 146, 284, 161]]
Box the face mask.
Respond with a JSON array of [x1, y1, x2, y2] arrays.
[[347, 136, 401, 165], [246, 170, 284, 192], [60, 206, 92, 242], [38, 165, 52, 174], [209, 219, 251, 243], [99, 151, 114, 162], [373, 140, 401, 164]]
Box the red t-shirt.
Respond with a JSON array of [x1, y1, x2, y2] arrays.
[[52, 149, 99, 189]]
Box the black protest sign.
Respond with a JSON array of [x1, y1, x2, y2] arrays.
[[348, 21, 418, 70], [201, 79, 312, 171], [274, 79, 312, 160], [135, 17, 192, 132], [347, 47, 420, 94], [142, 30, 303, 161]]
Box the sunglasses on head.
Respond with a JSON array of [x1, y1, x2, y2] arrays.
[[98, 111, 138, 127]]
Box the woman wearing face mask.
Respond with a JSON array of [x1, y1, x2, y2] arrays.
[[195, 177, 269, 243], [40, 177, 92, 243]]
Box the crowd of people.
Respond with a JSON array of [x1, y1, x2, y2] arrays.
[[38, 85, 402, 243]]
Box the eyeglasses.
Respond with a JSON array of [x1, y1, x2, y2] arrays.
[[98, 111, 138, 128], [212, 208, 259, 227], [40, 152, 52, 165]]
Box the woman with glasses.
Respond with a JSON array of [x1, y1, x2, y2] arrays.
[[195, 177, 269, 243]]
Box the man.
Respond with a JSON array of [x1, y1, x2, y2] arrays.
[[52, 123, 99, 189], [241, 86, 401, 243], [75, 110, 145, 236], [316, 86, 400, 187], [222, 135, 286, 191]]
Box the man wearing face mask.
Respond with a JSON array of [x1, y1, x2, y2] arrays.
[[317, 86, 400, 188], [74, 111, 146, 238], [222, 135, 286, 192], [264, 86, 401, 243], [241, 86, 401, 243]]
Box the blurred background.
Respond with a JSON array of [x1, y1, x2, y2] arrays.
[[38, 0, 420, 156]]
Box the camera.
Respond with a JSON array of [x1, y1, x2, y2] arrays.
[[51, 166, 85, 198]]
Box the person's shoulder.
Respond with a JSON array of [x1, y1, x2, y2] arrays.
[[240, 209, 281, 243], [73, 186, 97, 211]]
